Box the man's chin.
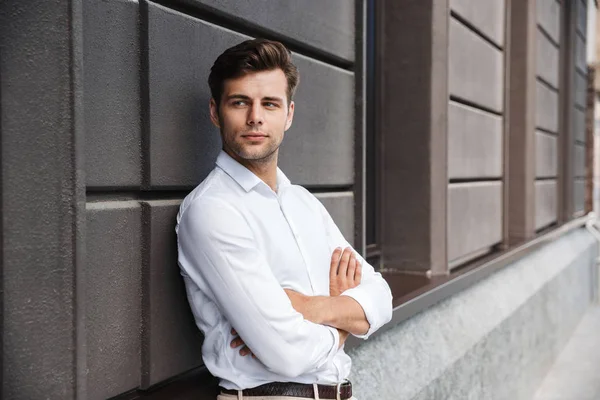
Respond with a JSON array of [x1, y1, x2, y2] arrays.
[[234, 147, 277, 162]]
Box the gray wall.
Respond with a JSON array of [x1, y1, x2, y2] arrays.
[[1, 0, 359, 398]]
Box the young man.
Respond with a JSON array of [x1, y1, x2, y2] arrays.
[[176, 38, 392, 400]]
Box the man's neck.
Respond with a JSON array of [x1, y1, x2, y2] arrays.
[[225, 148, 279, 192]]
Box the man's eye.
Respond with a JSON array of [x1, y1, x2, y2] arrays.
[[264, 102, 278, 108], [232, 101, 247, 106]]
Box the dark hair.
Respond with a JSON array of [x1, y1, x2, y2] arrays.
[[208, 38, 299, 106]]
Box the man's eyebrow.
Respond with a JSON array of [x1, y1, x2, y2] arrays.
[[225, 94, 251, 100], [262, 96, 284, 103], [225, 94, 284, 103]]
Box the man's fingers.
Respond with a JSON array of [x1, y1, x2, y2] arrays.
[[330, 247, 343, 277], [337, 247, 352, 277], [230, 337, 244, 348], [355, 262, 362, 283], [239, 346, 252, 356], [346, 253, 357, 281], [231, 328, 237, 335]]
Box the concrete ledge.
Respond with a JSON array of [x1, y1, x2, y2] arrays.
[[348, 228, 597, 400]]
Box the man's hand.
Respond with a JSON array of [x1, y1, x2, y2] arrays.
[[230, 327, 256, 358], [330, 247, 362, 296]]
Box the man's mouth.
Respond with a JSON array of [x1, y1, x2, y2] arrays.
[[241, 132, 268, 139]]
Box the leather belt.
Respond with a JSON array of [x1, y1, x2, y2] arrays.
[[220, 381, 352, 399]]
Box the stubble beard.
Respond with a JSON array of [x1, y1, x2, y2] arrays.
[[224, 131, 282, 165]]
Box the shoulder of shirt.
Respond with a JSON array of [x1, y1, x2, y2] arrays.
[[286, 184, 325, 209], [177, 167, 244, 224]]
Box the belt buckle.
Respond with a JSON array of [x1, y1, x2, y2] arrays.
[[336, 382, 342, 400]]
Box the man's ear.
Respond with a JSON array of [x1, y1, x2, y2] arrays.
[[209, 98, 220, 128], [284, 101, 295, 131]]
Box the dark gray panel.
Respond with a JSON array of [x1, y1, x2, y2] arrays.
[[84, 0, 141, 187], [314, 192, 355, 247], [537, 0, 560, 44], [278, 59, 354, 186], [575, 33, 587, 73], [536, 131, 558, 178], [448, 182, 503, 262], [448, 101, 503, 179], [535, 180, 557, 229], [574, 143, 586, 178], [189, 0, 354, 62], [377, 0, 449, 273], [86, 202, 142, 399], [1, 0, 83, 397], [536, 81, 559, 133], [536, 30, 559, 89], [576, 0, 587, 37], [574, 178, 585, 213], [449, 17, 504, 112], [142, 200, 204, 387], [575, 71, 587, 109], [449, 0, 505, 47], [574, 106, 586, 144], [147, 4, 354, 187]]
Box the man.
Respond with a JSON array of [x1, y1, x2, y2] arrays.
[[176, 38, 392, 400]]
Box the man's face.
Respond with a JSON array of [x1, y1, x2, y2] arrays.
[[210, 69, 295, 163]]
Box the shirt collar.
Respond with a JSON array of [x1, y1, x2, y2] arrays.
[[216, 150, 291, 193]]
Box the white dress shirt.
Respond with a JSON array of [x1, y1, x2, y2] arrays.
[[176, 150, 393, 390]]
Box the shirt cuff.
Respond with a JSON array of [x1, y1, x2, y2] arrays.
[[340, 287, 377, 340], [321, 325, 340, 366]]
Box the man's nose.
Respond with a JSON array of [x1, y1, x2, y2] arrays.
[[247, 104, 264, 126]]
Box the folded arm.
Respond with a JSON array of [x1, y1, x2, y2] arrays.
[[317, 200, 393, 339], [177, 199, 344, 378], [284, 246, 370, 336]]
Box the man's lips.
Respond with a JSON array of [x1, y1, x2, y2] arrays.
[[241, 133, 268, 139]]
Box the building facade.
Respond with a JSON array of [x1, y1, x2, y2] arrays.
[[0, 0, 598, 399]]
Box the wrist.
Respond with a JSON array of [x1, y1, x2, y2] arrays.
[[320, 296, 341, 326]]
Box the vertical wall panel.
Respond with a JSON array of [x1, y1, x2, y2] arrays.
[[448, 182, 503, 262], [449, 17, 504, 112], [448, 101, 503, 179], [84, 0, 141, 187], [536, 32, 560, 88], [1, 0, 84, 396], [86, 202, 142, 399], [190, 0, 355, 61], [536, 82, 559, 132], [142, 200, 203, 387], [537, 0, 560, 43], [535, 180, 558, 229], [536, 131, 558, 178], [449, 0, 505, 46]]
